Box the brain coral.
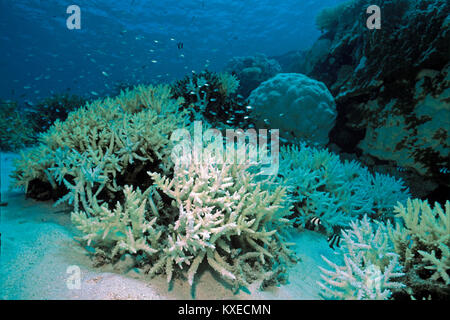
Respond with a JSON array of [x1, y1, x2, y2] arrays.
[[248, 73, 337, 146]]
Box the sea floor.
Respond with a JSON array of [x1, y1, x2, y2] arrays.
[[0, 152, 341, 300]]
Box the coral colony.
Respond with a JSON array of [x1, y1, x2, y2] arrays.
[[1, 0, 449, 300]]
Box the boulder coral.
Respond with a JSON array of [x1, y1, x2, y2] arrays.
[[225, 53, 282, 98], [248, 73, 337, 146]]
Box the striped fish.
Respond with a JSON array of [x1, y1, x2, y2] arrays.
[[327, 233, 341, 250], [305, 216, 322, 231]]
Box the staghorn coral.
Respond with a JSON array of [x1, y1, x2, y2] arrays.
[[217, 72, 240, 97], [11, 84, 188, 208], [318, 215, 405, 300], [388, 198, 450, 299], [149, 147, 296, 290], [279, 143, 410, 233], [71, 185, 163, 266], [71, 145, 297, 291]]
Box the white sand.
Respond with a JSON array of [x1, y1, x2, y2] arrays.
[[0, 152, 342, 300]]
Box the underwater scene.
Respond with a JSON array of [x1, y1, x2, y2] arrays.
[[0, 0, 449, 303]]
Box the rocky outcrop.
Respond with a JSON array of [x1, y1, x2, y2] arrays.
[[279, 0, 449, 199]]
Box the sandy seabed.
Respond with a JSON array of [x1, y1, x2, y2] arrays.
[[0, 152, 342, 300]]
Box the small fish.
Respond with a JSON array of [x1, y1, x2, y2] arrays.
[[91, 91, 99, 96], [177, 42, 183, 49], [246, 105, 253, 110], [439, 167, 449, 174], [151, 60, 158, 63], [327, 233, 341, 250], [102, 71, 109, 77], [305, 216, 322, 231]]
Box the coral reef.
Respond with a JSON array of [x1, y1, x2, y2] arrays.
[[248, 73, 337, 146], [318, 215, 405, 300], [72, 146, 296, 291], [278, 143, 410, 233], [225, 54, 282, 98], [12, 82, 296, 292], [315, 0, 354, 33], [281, 0, 449, 198], [171, 71, 251, 129], [0, 100, 35, 151], [11, 84, 188, 206], [388, 198, 450, 299], [33, 93, 87, 133]]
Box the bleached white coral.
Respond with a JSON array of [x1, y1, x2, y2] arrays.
[[71, 144, 296, 291], [318, 216, 405, 300], [149, 148, 296, 288]]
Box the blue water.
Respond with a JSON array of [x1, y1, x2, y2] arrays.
[[0, 0, 347, 103]]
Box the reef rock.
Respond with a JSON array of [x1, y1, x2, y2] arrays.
[[248, 73, 337, 146], [297, 0, 450, 193]]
